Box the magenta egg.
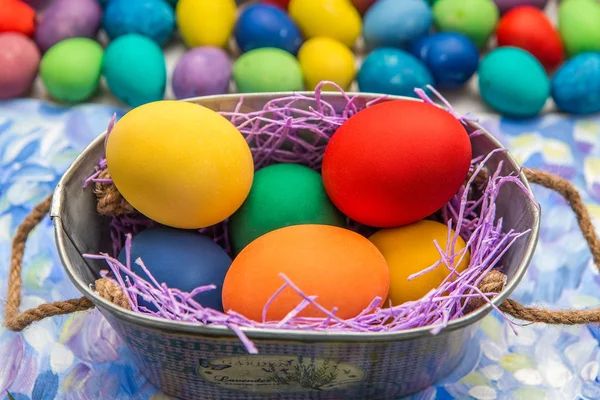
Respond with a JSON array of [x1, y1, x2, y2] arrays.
[[493, 0, 548, 13], [0, 33, 40, 99], [171, 47, 232, 99]]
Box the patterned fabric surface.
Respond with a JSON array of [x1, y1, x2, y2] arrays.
[[0, 100, 600, 400]]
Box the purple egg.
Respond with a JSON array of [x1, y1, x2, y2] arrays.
[[0, 33, 40, 99], [493, 0, 548, 13], [34, 0, 102, 52], [171, 47, 232, 99]]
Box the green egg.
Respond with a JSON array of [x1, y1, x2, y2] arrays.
[[433, 0, 499, 48], [40, 38, 103, 103], [233, 47, 304, 93], [559, 0, 600, 57], [478, 47, 549, 118], [102, 34, 166, 107], [229, 163, 346, 253]]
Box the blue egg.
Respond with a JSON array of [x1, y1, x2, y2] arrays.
[[234, 4, 303, 55], [118, 226, 232, 311], [364, 0, 432, 49], [103, 0, 175, 45], [358, 48, 434, 97], [410, 32, 479, 89], [552, 53, 600, 115]]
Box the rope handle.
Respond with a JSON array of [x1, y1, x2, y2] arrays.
[[4, 169, 600, 331]]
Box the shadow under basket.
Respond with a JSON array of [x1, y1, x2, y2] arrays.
[[50, 93, 540, 400]]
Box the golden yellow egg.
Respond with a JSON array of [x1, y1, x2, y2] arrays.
[[176, 0, 236, 48], [298, 37, 357, 91]]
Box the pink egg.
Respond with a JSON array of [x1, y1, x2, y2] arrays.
[[0, 33, 40, 99]]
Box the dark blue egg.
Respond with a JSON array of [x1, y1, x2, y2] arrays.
[[234, 4, 303, 55], [118, 226, 232, 311], [409, 32, 479, 90]]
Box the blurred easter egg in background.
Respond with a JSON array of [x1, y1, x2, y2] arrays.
[[222, 224, 390, 322], [478, 47, 549, 118], [0, 33, 40, 99], [558, 0, 600, 57], [496, 6, 563, 71], [103, 0, 175, 46], [233, 47, 303, 93], [106, 101, 254, 229], [289, 0, 362, 47], [357, 48, 433, 97], [40, 38, 103, 103], [352, 0, 377, 15], [369, 220, 470, 306], [172, 47, 232, 99], [229, 163, 346, 254], [0, 0, 36, 36], [35, 0, 102, 53], [410, 32, 479, 89], [176, 0, 236, 48], [363, 0, 432, 49], [494, 0, 548, 14], [298, 37, 356, 90], [119, 226, 232, 312], [552, 53, 600, 115], [262, 0, 291, 9], [234, 4, 303, 55], [433, 0, 499, 48], [322, 100, 471, 228], [102, 34, 166, 107]]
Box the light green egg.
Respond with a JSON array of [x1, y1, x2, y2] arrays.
[[433, 0, 499, 48], [102, 33, 166, 107], [233, 47, 304, 93], [40, 38, 103, 103], [559, 0, 600, 57], [478, 47, 550, 118]]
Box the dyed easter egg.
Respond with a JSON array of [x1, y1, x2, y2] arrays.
[[0, 33, 39, 99], [552, 53, 600, 115], [322, 100, 471, 228], [103, 0, 175, 45], [34, 0, 102, 52], [40, 38, 103, 103], [0, 0, 35, 36], [369, 220, 470, 306], [234, 4, 303, 55], [497, 6, 563, 71], [494, 0, 547, 14], [229, 164, 346, 254], [433, 0, 499, 48], [288, 0, 362, 47], [106, 101, 253, 229], [222, 225, 390, 321], [357, 48, 433, 97], [352, 0, 377, 15], [298, 37, 356, 91], [559, 0, 600, 57], [263, 0, 290, 9], [410, 32, 479, 89], [103, 34, 166, 107], [478, 47, 550, 118], [363, 0, 432, 49], [233, 48, 303, 93], [172, 47, 232, 99], [119, 226, 232, 311], [176, 0, 236, 48]]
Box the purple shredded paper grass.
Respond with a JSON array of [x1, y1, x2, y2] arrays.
[[83, 82, 535, 354]]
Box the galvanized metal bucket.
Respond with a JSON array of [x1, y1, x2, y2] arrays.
[[50, 93, 540, 400]]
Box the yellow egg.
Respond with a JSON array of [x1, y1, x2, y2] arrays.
[[106, 100, 254, 229], [368, 220, 470, 306], [298, 37, 356, 91], [176, 0, 236, 48], [289, 0, 362, 48]]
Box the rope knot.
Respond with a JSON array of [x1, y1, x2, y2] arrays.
[[94, 169, 135, 216]]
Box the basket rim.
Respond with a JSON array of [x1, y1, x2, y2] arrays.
[[51, 91, 540, 343]]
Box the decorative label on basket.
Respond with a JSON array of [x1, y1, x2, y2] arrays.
[[197, 355, 365, 394]]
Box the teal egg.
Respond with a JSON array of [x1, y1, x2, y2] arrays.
[[102, 34, 166, 107], [478, 47, 549, 118]]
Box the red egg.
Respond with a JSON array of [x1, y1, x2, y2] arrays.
[[496, 6, 563, 71], [262, 0, 290, 10], [0, 0, 36, 36], [322, 100, 471, 228]]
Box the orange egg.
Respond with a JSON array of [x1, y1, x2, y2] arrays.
[[222, 224, 390, 322]]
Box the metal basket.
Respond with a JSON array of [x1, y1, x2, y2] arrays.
[[50, 93, 540, 400]]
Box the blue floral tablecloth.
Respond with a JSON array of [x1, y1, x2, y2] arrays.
[[1, 100, 600, 400]]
